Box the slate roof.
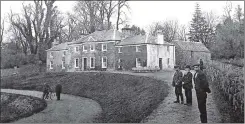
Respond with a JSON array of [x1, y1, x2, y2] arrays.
[[173, 41, 210, 52], [117, 35, 174, 46], [46, 42, 68, 51], [69, 29, 122, 44]]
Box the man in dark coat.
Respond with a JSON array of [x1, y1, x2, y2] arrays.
[[172, 65, 184, 104], [182, 65, 193, 106], [55, 84, 62, 100], [42, 83, 51, 99], [193, 64, 211, 123]]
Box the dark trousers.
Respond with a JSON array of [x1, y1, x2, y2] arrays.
[[175, 87, 183, 102], [185, 89, 192, 104], [56, 91, 61, 100], [42, 91, 49, 99], [196, 90, 207, 123]]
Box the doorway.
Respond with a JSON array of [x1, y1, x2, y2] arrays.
[[159, 58, 162, 70]]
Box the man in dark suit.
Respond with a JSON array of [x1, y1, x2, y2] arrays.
[[55, 84, 62, 100], [182, 65, 193, 106], [172, 65, 184, 104], [193, 64, 211, 123]]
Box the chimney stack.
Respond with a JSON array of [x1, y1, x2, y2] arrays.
[[157, 30, 165, 44], [121, 28, 134, 39]]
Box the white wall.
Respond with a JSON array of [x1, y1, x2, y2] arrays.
[[147, 44, 175, 69]]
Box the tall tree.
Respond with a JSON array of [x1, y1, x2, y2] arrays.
[[104, 0, 117, 30], [0, 18, 4, 43], [116, 0, 130, 30], [177, 25, 187, 41], [130, 25, 146, 35], [189, 3, 211, 47]]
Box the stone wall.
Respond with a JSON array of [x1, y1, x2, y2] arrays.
[[206, 60, 244, 121]]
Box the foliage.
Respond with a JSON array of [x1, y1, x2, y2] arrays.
[[188, 3, 214, 48], [210, 4, 244, 59]]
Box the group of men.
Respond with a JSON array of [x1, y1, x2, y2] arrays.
[[42, 83, 62, 101], [172, 59, 211, 123]]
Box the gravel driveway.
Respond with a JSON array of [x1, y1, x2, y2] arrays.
[[1, 89, 102, 123], [109, 70, 222, 123]]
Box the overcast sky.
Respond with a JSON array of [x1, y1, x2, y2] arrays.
[[1, 1, 244, 42]]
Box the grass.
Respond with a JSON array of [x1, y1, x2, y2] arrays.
[[0, 92, 47, 123], [1, 71, 168, 123]]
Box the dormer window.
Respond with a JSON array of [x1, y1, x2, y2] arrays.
[[102, 43, 107, 51], [136, 46, 141, 52], [83, 45, 88, 52]]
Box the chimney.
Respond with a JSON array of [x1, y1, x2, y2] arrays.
[[121, 27, 134, 39], [157, 30, 165, 44]]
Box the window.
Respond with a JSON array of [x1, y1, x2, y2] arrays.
[[63, 51, 66, 57], [118, 47, 122, 53], [136, 58, 141, 67], [75, 46, 79, 52], [102, 56, 107, 68], [102, 43, 107, 51], [83, 45, 88, 52], [50, 52, 54, 58], [90, 44, 95, 51], [62, 60, 65, 69], [90, 57, 95, 68], [75, 58, 79, 68], [136, 46, 141, 52], [118, 59, 121, 63], [118, 59, 122, 69], [50, 61, 53, 69]]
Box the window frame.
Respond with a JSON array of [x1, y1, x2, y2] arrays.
[[90, 57, 95, 68], [118, 47, 122, 53], [75, 46, 79, 53], [102, 43, 107, 51], [102, 56, 107, 68], [74, 58, 79, 68], [83, 45, 88, 52], [136, 58, 141, 67], [62, 60, 65, 69], [90, 44, 95, 51], [136, 46, 141, 52], [50, 61, 53, 69]]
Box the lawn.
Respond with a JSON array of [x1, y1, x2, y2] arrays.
[[0, 92, 47, 123], [1, 71, 169, 123]]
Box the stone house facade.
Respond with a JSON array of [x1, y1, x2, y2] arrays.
[[46, 28, 175, 72], [172, 41, 211, 69]]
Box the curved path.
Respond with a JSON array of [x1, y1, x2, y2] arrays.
[[1, 89, 102, 123], [109, 70, 222, 123]]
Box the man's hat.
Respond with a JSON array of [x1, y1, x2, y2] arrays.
[[185, 65, 191, 69], [174, 65, 179, 68], [193, 64, 200, 67]]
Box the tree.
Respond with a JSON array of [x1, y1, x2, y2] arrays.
[[189, 3, 212, 48], [130, 25, 145, 35], [104, 0, 117, 30], [177, 25, 187, 41], [116, 0, 130, 30], [0, 18, 4, 43]]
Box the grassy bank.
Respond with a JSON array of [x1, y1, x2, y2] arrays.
[[0, 92, 47, 123], [1, 72, 168, 123]]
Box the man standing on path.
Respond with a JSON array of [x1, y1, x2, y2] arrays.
[[193, 64, 211, 123], [55, 84, 62, 100], [182, 65, 193, 106], [172, 65, 184, 104]]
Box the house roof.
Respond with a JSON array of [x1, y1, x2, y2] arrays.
[[172, 41, 210, 52], [46, 42, 68, 51], [69, 29, 122, 44], [117, 35, 174, 46]]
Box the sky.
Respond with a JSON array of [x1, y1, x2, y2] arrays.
[[1, 1, 244, 42]]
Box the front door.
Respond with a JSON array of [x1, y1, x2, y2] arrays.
[[159, 58, 162, 70], [83, 58, 87, 70]]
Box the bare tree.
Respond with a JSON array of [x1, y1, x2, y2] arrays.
[[116, 0, 130, 30], [177, 25, 187, 41], [162, 20, 179, 42], [223, 1, 233, 19], [104, 0, 117, 30], [0, 18, 4, 43]]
